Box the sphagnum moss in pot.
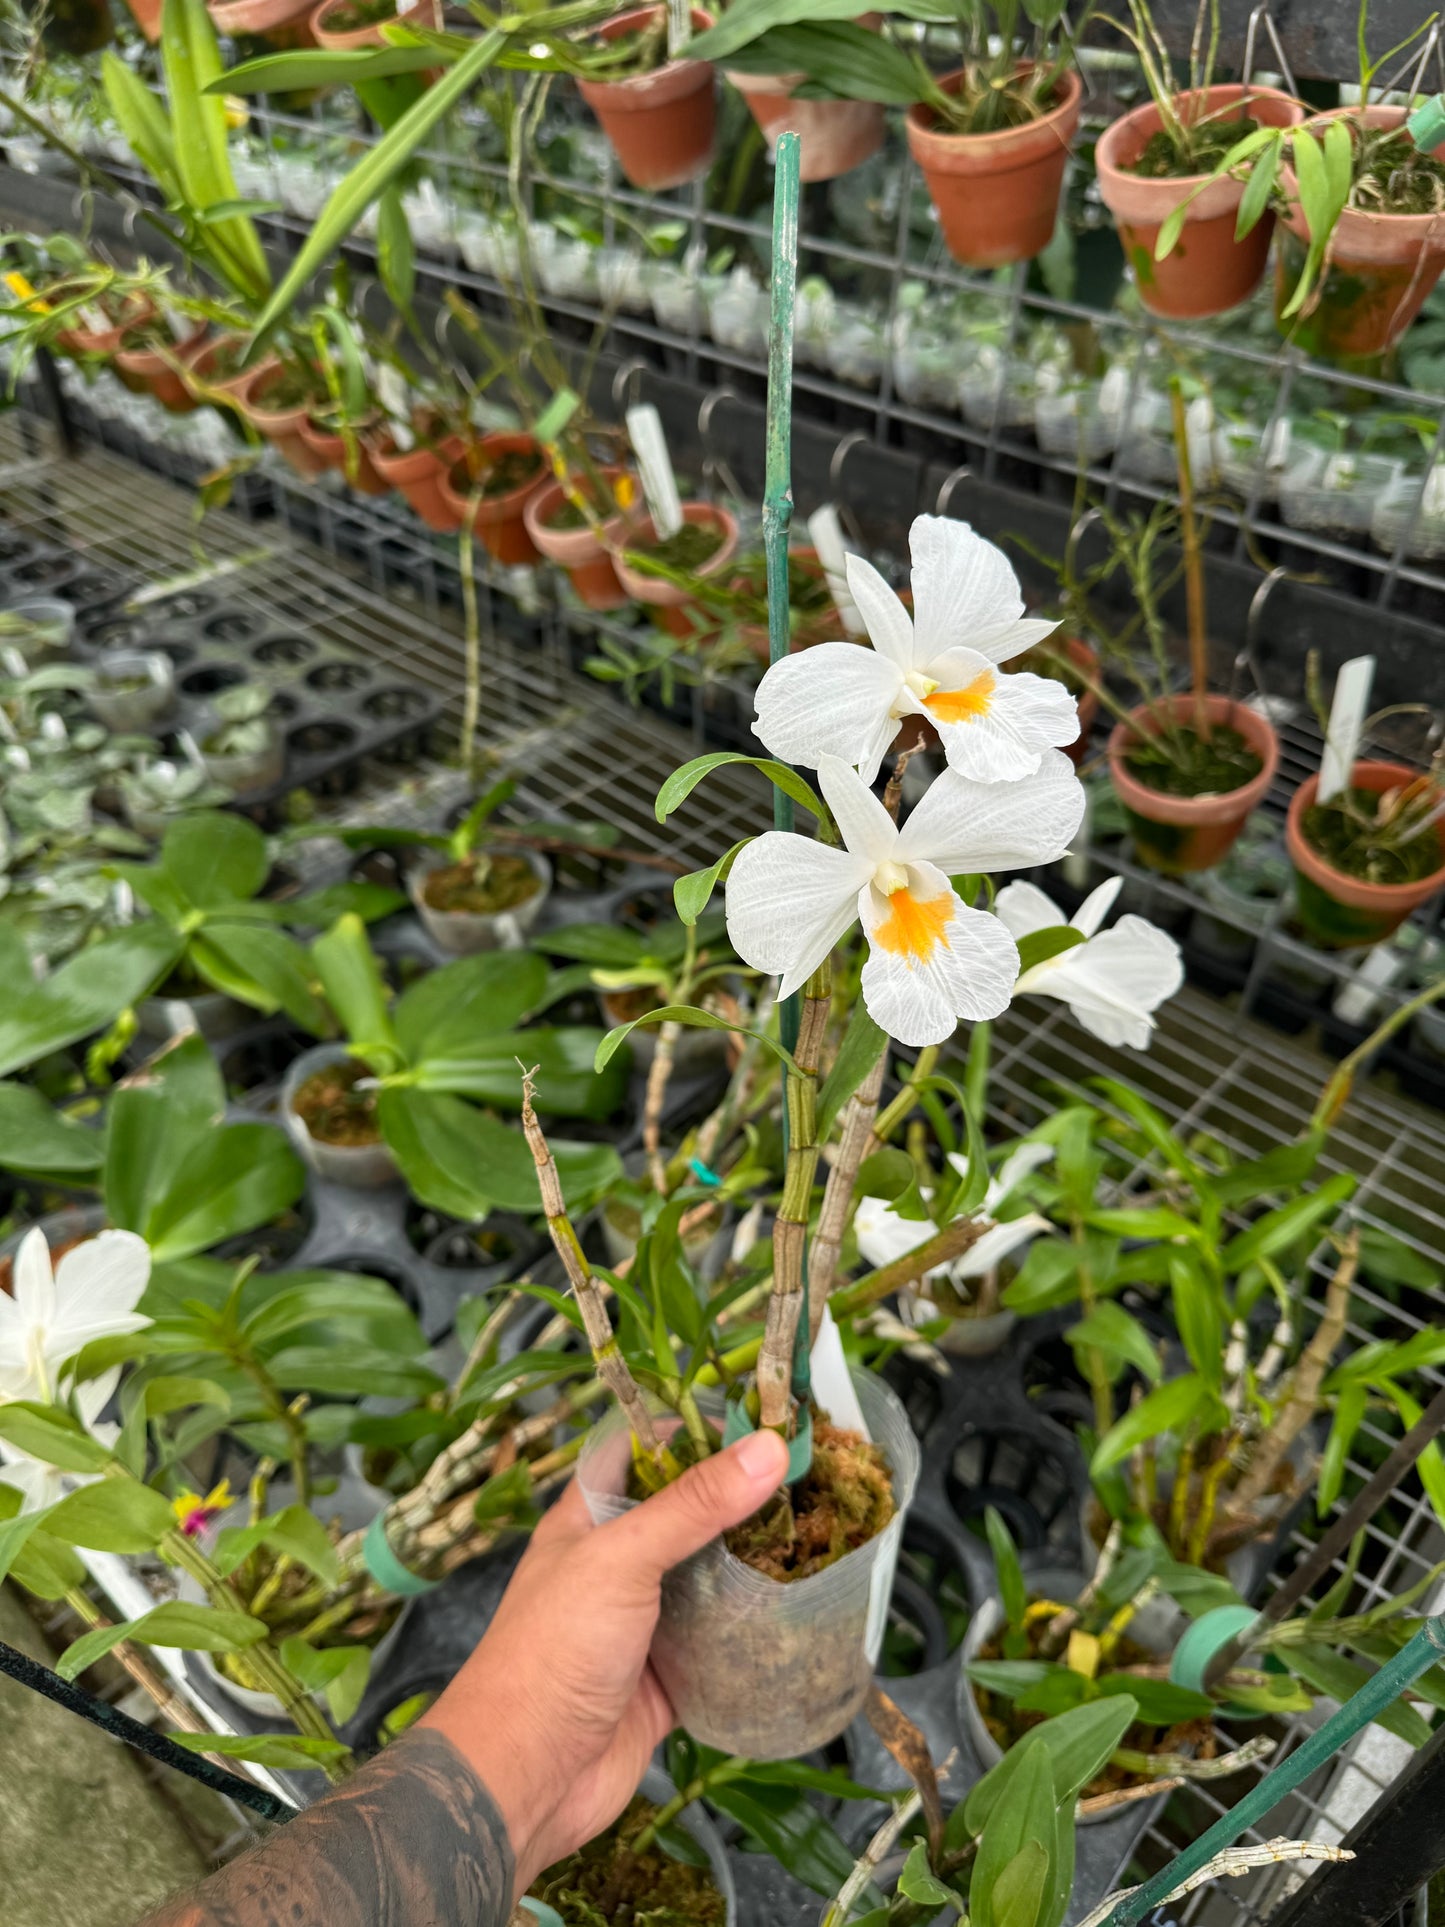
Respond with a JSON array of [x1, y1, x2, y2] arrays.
[[195, 682, 286, 793], [283, 1042, 400, 1188], [1287, 757, 1445, 949], [530, 1766, 734, 1926], [436, 432, 549, 566], [575, 5, 718, 192]]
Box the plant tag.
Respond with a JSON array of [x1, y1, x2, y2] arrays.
[[1319, 655, 1374, 805], [666, 0, 690, 57], [374, 363, 413, 446], [1332, 940, 1408, 1026], [1264, 417, 1291, 471], [1066, 1629, 1101, 1679], [533, 386, 580, 445], [1408, 94, 1445, 153], [807, 504, 865, 636], [626, 402, 683, 539], [809, 1305, 869, 1439], [161, 305, 190, 342], [1425, 464, 1445, 519]]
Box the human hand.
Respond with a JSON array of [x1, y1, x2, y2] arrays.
[[419, 1428, 789, 1892]]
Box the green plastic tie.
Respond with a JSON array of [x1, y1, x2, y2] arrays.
[[362, 1511, 441, 1596], [1408, 95, 1445, 153], [724, 1396, 813, 1485]]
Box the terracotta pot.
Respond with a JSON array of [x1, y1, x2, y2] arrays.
[[56, 295, 154, 364], [735, 548, 840, 662], [365, 427, 467, 531], [1108, 694, 1280, 875], [613, 503, 740, 637], [114, 325, 210, 414], [122, 0, 164, 41], [728, 50, 883, 182], [1277, 105, 1445, 365], [296, 413, 391, 494], [183, 334, 270, 404], [1286, 760, 1445, 949], [233, 365, 330, 480], [577, 6, 717, 192], [208, 0, 318, 38], [1010, 633, 1099, 766], [522, 469, 639, 611], [906, 66, 1082, 267], [309, 0, 437, 46], [437, 433, 549, 565], [1096, 84, 1304, 318]]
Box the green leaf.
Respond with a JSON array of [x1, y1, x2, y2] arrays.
[[1235, 136, 1281, 238], [816, 1003, 887, 1137], [376, 180, 415, 315], [654, 752, 830, 830], [1284, 1642, 1433, 1747], [141, 1121, 305, 1263], [192, 923, 330, 1034], [966, 1696, 1137, 1836], [213, 41, 439, 93], [143, 1375, 230, 1417], [1096, 1674, 1214, 1724], [898, 1841, 955, 1908], [0, 924, 182, 1079], [414, 1026, 624, 1120], [0, 1403, 112, 1472], [993, 1839, 1049, 1927], [1084, 1205, 1199, 1240], [1066, 1302, 1160, 1384], [531, 924, 645, 968], [1169, 1249, 1225, 1388], [279, 1637, 370, 1725], [1002, 1240, 1083, 1314], [1211, 1133, 1323, 1208], [104, 1030, 224, 1235], [161, 0, 270, 303], [1015, 925, 1087, 975], [379, 1087, 620, 1220], [248, 27, 508, 346], [1318, 1383, 1367, 1516], [1091, 1077, 1199, 1179], [312, 915, 402, 1072], [264, 1342, 442, 1400], [240, 1273, 423, 1350], [685, 0, 909, 58], [970, 1741, 1056, 1927], [986, 1506, 1028, 1634], [704, 1782, 858, 1899], [0, 1081, 104, 1180], [0, 1507, 59, 1587], [595, 1004, 787, 1075], [472, 1458, 538, 1526], [1218, 1173, 1355, 1272], [167, 1729, 351, 1770], [57, 1601, 267, 1681], [159, 811, 267, 909], [213, 1504, 340, 1587], [46, 1478, 174, 1553], [720, 19, 925, 101], [102, 52, 179, 198], [674, 838, 751, 927], [1091, 1374, 1225, 1474], [394, 949, 547, 1061]]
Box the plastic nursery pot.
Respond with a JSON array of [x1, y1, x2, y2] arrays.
[[407, 846, 553, 956], [1286, 761, 1445, 950], [580, 1372, 920, 1759], [612, 503, 741, 639], [576, 6, 718, 193], [114, 324, 211, 414], [1107, 694, 1280, 876], [1095, 85, 1304, 319], [897, 1289, 1017, 1359], [905, 66, 1083, 268], [282, 1043, 401, 1189], [522, 470, 639, 611], [88, 650, 175, 733], [5, 596, 75, 658], [727, 58, 884, 183], [233, 366, 330, 480], [137, 983, 254, 1044], [366, 427, 468, 532], [437, 434, 550, 566], [309, 0, 438, 49], [207, 0, 318, 41], [296, 414, 392, 496], [1277, 106, 1445, 367], [199, 723, 286, 796]]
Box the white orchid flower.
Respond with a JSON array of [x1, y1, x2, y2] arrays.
[[0, 1227, 152, 1403], [725, 752, 1084, 1047], [997, 877, 1185, 1050], [855, 1139, 1055, 1286], [0, 1368, 120, 1513], [752, 515, 1079, 786]]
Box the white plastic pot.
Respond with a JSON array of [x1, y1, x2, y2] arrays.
[[281, 1043, 400, 1189], [407, 846, 552, 955], [88, 650, 175, 733]]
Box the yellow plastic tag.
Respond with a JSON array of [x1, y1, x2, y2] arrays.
[[4, 271, 47, 312], [613, 472, 636, 510], [222, 95, 250, 131], [1067, 1629, 1101, 1679]]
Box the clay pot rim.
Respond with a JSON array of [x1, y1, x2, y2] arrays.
[[614, 501, 741, 606], [579, 3, 717, 96], [235, 362, 320, 432], [523, 469, 637, 560], [437, 432, 548, 522], [1280, 104, 1445, 241], [114, 321, 211, 373], [365, 427, 463, 480], [208, 0, 314, 29], [1107, 694, 1280, 825], [1096, 84, 1304, 222], [309, 0, 398, 39], [1285, 759, 1445, 910], [906, 63, 1082, 157]]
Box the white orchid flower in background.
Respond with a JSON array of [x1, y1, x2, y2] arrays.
[[752, 515, 1079, 786], [724, 751, 1084, 1047], [997, 877, 1185, 1050], [0, 1368, 121, 1512], [0, 1227, 152, 1403], [855, 1140, 1055, 1285]]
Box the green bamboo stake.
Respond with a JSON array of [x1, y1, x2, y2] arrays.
[[1102, 1614, 1445, 1925], [760, 133, 814, 1413]]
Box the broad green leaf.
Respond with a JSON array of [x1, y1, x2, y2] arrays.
[[685, 0, 928, 58], [1285, 1641, 1433, 1747], [1096, 1673, 1213, 1724], [966, 1696, 1137, 1836], [240, 1273, 424, 1351], [1091, 1374, 1225, 1474], [654, 752, 830, 830], [394, 948, 546, 1061], [161, 0, 270, 303], [1066, 1302, 1160, 1384], [969, 1741, 1056, 1927], [143, 1375, 230, 1417], [214, 1504, 339, 1586], [0, 1403, 111, 1472], [167, 1729, 350, 1770], [379, 1087, 620, 1220], [1169, 1249, 1225, 1388], [279, 1637, 370, 1725], [0, 924, 182, 1079], [312, 914, 402, 1071], [415, 1025, 625, 1120], [965, 1661, 1054, 1698], [0, 1506, 58, 1587], [1211, 1133, 1323, 1208], [530, 924, 645, 968], [704, 1781, 858, 1899], [46, 1478, 174, 1553], [0, 1081, 103, 1180], [898, 1841, 955, 1908], [58, 1601, 266, 1680], [1218, 1173, 1355, 1272], [141, 1121, 305, 1263], [264, 1342, 442, 1400], [993, 1839, 1049, 1927], [1235, 136, 1281, 238], [104, 1030, 224, 1236], [1015, 925, 1086, 976], [191, 924, 330, 1034], [159, 810, 267, 909], [102, 52, 179, 196], [1084, 1205, 1198, 1240], [1002, 1240, 1083, 1313]]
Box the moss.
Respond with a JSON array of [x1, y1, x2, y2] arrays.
[[1123, 723, 1263, 799], [255, 364, 321, 413], [421, 851, 541, 915], [1352, 128, 1445, 215], [531, 1797, 727, 1927], [1127, 117, 1256, 180], [724, 1417, 896, 1581], [319, 0, 396, 27], [293, 1058, 382, 1147], [1302, 784, 1444, 886], [591, 16, 670, 79], [452, 447, 544, 500], [627, 520, 725, 575]]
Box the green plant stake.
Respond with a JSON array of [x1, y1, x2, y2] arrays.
[[1101, 1614, 1445, 1926]]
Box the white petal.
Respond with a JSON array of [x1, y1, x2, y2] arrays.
[[908, 515, 1025, 658], [845, 553, 916, 669], [725, 832, 870, 999], [895, 751, 1085, 874], [817, 755, 900, 866], [956, 1214, 1051, 1280], [921, 662, 1080, 785], [1071, 874, 1124, 939], [1029, 919, 1185, 1050], [75, 1366, 122, 1428], [853, 1195, 938, 1271], [53, 1230, 151, 1343], [752, 643, 905, 778], [13, 1227, 55, 1331], [986, 1140, 1056, 1206], [0, 1455, 63, 1513], [859, 865, 1019, 1046], [966, 614, 1065, 666], [994, 881, 1067, 942]]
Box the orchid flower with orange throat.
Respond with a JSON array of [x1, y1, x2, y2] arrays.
[[751, 515, 1080, 786], [724, 753, 1084, 1046]]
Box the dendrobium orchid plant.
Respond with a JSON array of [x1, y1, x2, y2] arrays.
[[753, 516, 1081, 785], [998, 877, 1185, 1050]]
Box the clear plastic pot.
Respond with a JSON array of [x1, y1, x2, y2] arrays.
[[596, 247, 650, 313], [826, 308, 886, 389], [1371, 462, 1445, 558], [892, 331, 959, 411], [198, 728, 285, 794], [580, 1371, 920, 1759], [5, 596, 76, 659], [88, 650, 174, 733], [1279, 448, 1402, 537], [648, 260, 715, 333], [958, 344, 1037, 431], [407, 846, 552, 955], [707, 270, 769, 356], [281, 1043, 400, 1189], [1033, 378, 1114, 464], [1215, 416, 1295, 503]]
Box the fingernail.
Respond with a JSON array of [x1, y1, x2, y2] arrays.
[[733, 1430, 787, 1483]]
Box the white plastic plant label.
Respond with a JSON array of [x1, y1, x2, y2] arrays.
[[161, 305, 190, 342], [1424, 463, 1445, 518], [1319, 655, 1375, 805], [374, 363, 413, 445], [666, 0, 690, 56], [625, 402, 683, 539], [807, 504, 866, 636], [1264, 416, 1292, 471], [809, 1306, 869, 1439], [1332, 942, 1407, 1026]]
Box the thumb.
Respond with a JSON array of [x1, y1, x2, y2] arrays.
[[604, 1431, 789, 1583]]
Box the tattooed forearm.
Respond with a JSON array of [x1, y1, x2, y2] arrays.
[[140, 1730, 514, 1927]]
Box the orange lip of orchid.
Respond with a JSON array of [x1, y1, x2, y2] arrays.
[[873, 885, 953, 963], [923, 667, 996, 725]]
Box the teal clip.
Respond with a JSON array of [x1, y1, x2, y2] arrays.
[[1408, 94, 1445, 153], [1169, 1604, 1260, 1697], [689, 1157, 721, 1188], [518, 1901, 565, 1927], [362, 1512, 442, 1597], [724, 1397, 813, 1484]]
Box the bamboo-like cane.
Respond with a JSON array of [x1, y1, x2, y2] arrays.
[[757, 977, 829, 1432]]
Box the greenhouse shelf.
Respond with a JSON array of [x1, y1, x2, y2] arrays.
[[4, 420, 1443, 1927]]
